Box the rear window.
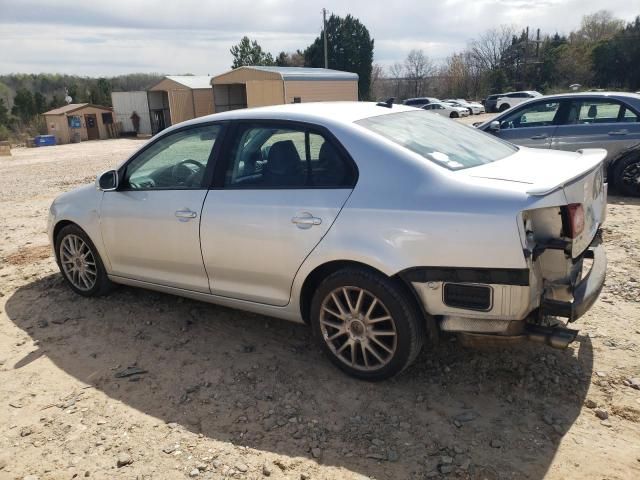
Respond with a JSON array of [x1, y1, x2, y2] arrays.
[[356, 110, 517, 170]]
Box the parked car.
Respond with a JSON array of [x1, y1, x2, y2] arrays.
[[443, 99, 484, 115], [484, 93, 506, 113], [477, 92, 640, 196], [403, 97, 439, 108], [496, 91, 542, 111], [422, 101, 469, 118], [49, 102, 607, 380]]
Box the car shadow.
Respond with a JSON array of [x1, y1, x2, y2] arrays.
[[5, 274, 594, 479]]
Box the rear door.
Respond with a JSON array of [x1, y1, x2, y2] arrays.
[[200, 121, 357, 306], [491, 99, 562, 148], [551, 98, 640, 162]]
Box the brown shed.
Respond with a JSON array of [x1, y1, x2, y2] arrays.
[[147, 76, 214, 133], [211, 66, 359, 112], [43, 103, 114, 144]]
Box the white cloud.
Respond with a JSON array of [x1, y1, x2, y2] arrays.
[[0, 0, 636, 75]]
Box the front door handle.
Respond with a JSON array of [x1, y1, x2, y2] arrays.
[[292, 212, 322, 229], [530, 134, 548, 140], [175, 209, 197, 221], [608, 130, 628, 136]]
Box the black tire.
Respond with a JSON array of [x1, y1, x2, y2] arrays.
[[467, 108, 473, 115], [310, 267, 425, 380], [499, 103, 510, 112], [55, 224, 114, 297], [612, 153, 640, 197], [450, 111, 459, 118]]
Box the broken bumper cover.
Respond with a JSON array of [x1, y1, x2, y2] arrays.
[[541, 244, 607, 322]]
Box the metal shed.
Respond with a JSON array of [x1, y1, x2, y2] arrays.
[[43, 103, 114, 144], [211, 66, 359, 112], [111, 91, 152, 135], [147, 75, 214, 133]]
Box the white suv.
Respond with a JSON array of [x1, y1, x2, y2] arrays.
[[496, 91, 542, 112]]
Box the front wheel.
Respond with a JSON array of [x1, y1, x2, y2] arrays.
[[310, 268, 424, 380], [499, 103, 510, 112], [55, 224, 113, 296], [450, 111, 459, 118], [612, 154, 640, 197]]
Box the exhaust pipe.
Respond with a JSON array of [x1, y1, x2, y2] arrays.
[[525, 324, 578, 349], [458, 324, 578, 349]]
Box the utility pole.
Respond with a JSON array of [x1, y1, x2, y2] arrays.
[[322, 8, 328, 69]]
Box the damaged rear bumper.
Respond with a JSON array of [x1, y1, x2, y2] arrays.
[[540, 244, 607, 322]]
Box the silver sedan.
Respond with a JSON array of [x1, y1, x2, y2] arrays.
[[49, 102, 607, 379]]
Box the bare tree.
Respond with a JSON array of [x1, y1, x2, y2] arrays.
[[370, 63, 385, 100], [388, 62, 404, 98], [469, 25, 516, 71], [404, 50, 434, 97], [575, 10, 624, 43]]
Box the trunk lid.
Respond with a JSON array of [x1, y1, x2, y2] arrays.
[[463, 147, 607, 257]]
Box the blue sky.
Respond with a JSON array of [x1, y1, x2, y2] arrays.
[[0, 0, 637, 76]]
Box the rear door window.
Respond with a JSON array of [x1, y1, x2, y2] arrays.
[[223, 123, 356, 188], [565, 99, 630, 125]]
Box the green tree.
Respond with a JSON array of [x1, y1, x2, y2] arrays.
[[0, 98, 9, 125], [303, 14, 374, 100], [34, 92, 47, 113], [11, 88, 36, 122], [230, 36, 275, 69], [592, 16, 640, 90]]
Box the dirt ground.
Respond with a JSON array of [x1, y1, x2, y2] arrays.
[[0, 138, 639, 480]]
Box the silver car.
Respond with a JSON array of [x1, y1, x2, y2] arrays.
[[49, 102, 607, 380], [477, 92, 640, 196]]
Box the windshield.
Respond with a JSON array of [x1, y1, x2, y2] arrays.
[[356, 110, 517, 170]]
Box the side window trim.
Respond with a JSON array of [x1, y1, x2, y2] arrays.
[[117, 121, 228, 191], [211, 119, 359, 190]]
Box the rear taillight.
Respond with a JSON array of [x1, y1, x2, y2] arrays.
[[565, 203, 585, 238]]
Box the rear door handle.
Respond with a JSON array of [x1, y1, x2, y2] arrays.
[[530, 134, 548, 140], [175, 209, 197, 221], [608, 130, 628, 136], [292, 212, 322, 229]]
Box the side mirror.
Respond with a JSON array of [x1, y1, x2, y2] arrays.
[[488, 120, 501, 132], [96, 170, 118, 191]]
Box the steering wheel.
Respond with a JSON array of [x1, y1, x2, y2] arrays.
[[171, 159, 204, 187]]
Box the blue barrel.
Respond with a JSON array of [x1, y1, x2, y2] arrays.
[[34, 135, 57, 147]]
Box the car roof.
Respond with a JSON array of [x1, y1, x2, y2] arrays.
[[167, 102, 418, 131], [537, 91, 640, 101]]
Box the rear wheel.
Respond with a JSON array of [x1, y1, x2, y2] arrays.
[[310, 268, 424, 380], [450, 111, 459, 118], [499, 103, 510, 112], [55, 224, 113, 296], [613, 154, 640, 197]]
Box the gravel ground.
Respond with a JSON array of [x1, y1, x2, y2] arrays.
[[0, 138, 639, 480]]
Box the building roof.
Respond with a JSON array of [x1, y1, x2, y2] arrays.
[[214, 66, 359, 83], [164, 75, 214, 89], [43, 103, 112, 115]]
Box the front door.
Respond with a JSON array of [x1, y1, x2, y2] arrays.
[[100, 123, 223, 292], [85, 114, 99, 140], [492, 100, 562, 149], [200, 122, 357, 306]]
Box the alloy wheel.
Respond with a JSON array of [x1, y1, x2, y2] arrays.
[[59, 234, 98, 291], [621, 162, 640, 193], [319, 286, 398, 371]]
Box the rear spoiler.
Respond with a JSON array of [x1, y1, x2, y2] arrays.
[[526, 148, 607, 196]]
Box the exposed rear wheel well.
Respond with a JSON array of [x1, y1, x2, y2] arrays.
[[299, 260, 436, 340]]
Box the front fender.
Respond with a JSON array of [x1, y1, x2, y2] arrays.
[[48, 185, 109, 269]]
